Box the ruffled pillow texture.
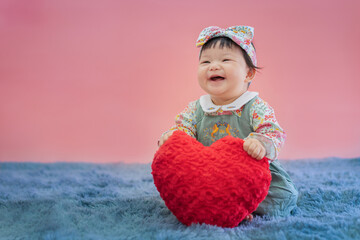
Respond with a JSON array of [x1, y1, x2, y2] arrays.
[[152, 130, 271, 228]]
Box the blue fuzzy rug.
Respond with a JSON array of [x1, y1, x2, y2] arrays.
[[0, 158, 359, 240]]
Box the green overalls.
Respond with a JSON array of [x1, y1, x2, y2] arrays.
[[194, 97, 298, 217]]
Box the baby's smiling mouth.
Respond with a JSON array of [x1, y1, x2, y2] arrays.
[[209, 75, 225, 81]]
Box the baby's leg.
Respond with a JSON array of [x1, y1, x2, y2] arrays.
[[254, 185, 298, 217], [254, 160, 298, 217]]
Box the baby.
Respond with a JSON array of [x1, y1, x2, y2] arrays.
[[159, 26, 298, 220]]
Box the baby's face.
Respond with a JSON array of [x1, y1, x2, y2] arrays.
[[197, 43, 252, 105]]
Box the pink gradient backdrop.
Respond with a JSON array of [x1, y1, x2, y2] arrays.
[[1, 0, 359, 163]]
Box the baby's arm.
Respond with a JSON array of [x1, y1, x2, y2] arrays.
[[244, 98, 286, 160], [158, 101, 197, 147]]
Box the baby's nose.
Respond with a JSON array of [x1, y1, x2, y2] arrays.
[[209, 63, 220, 71]]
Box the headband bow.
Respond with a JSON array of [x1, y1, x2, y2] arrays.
[[196, 26, 257, 66]]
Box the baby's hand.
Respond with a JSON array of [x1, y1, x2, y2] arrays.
[[158, 131, 174, 147], [243, 138, 266, 160]]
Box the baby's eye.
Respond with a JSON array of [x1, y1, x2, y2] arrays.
[[201, 61, 210, 64], [223, 59, 231, 62]]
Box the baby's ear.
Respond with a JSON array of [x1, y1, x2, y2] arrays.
[[246, 68, 256, 82]]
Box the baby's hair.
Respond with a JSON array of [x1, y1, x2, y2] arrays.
[[199, 37, 260, 72]]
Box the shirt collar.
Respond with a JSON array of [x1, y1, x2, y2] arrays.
[[199, 91, 259, 113]]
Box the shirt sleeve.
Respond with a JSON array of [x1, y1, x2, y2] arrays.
[[245, 98, 286, 160], [162, 100, 198, 138]]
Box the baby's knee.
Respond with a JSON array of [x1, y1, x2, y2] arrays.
[[278, 188, 298, 216], [255, 187, 298, 217]]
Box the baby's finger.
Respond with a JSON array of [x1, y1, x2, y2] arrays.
[[243, 140, 250, 152], [256, 152, 264, 160], [251, 149, 259, 159], [259, 147, 266, 159], [248, 142, 258, 155], [245, 142, 256, 155], [252, 147, 261, 159]]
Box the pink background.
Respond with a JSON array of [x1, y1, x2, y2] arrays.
[[1, 0, 359, 163]]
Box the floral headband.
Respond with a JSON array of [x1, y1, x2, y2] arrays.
[[196, 26, 257, 67]]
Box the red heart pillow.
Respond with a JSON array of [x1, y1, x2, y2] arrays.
[[152, 130, 271, 228]]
